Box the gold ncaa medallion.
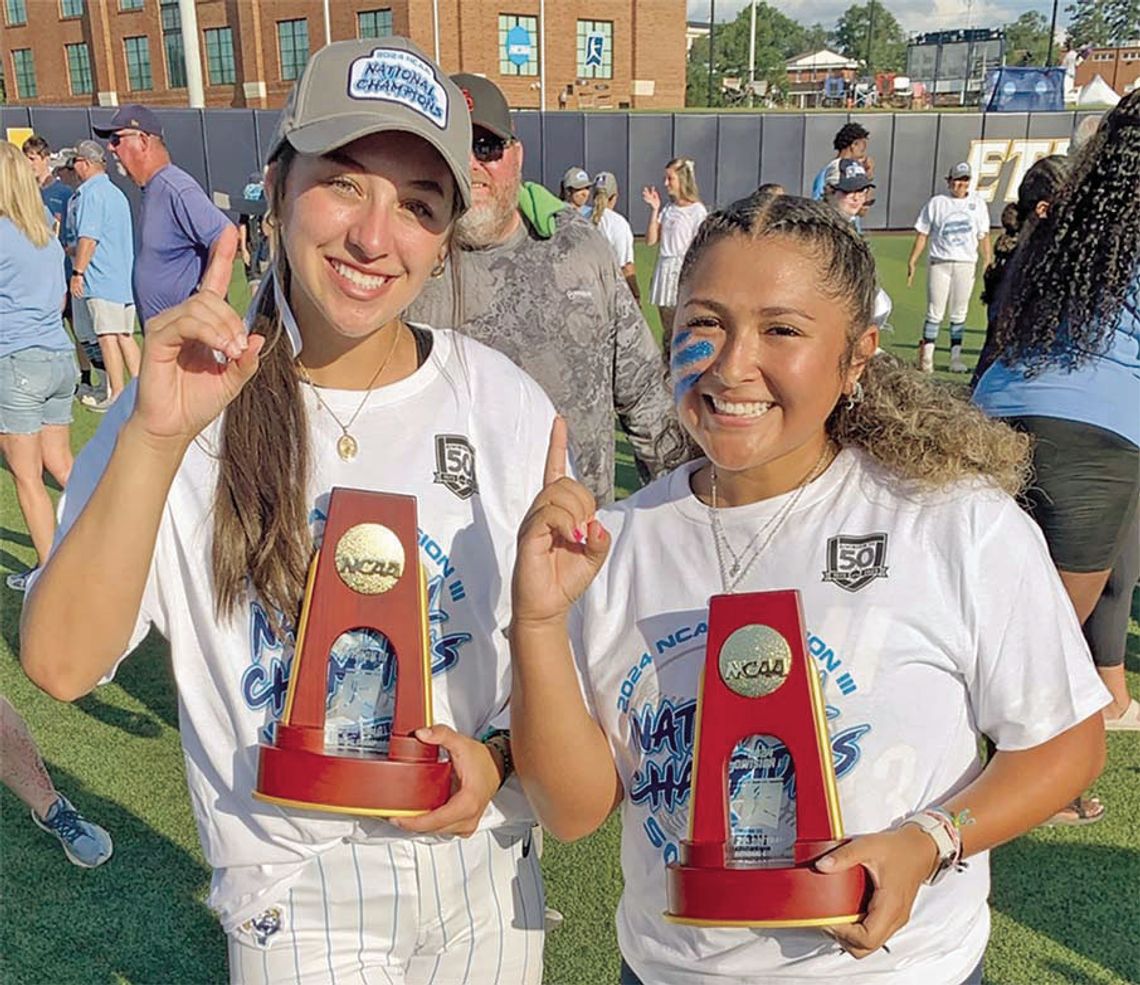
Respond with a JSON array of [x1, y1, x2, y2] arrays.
[[334, 523, 405, 594], [718, 624, 792, 698]]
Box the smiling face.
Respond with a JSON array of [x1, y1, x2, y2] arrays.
[[833, 186, 868, 218], [275, 130, 455, 350], [567, 185, 590, 207], [672, 233, 876, 490]]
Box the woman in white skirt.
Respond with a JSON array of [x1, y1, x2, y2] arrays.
[[643, 157, 707, 349]]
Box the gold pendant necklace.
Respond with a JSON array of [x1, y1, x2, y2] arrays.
[[297, 325, 403, 462]]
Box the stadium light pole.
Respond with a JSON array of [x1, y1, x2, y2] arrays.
[[1045, 0, 1060, 65], [178, 0, 205, 107], [707, 0, 717, 106], [322, 0, 331, 46], [748, 0, 757, 108]]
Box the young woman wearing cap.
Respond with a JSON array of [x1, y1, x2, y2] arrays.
[[590, 171, 640, 303], [508, 194, 1106, 985], [23, 39, 552, 983], [643, 158, 707, 350], [560, 166, 592, 210], [907, 164, 993, 374]]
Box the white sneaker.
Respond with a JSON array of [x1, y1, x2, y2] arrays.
[[949, 345, 969, 373], [81, 393, 117, 413]]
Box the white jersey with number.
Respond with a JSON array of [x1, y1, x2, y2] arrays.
[[915, 193, 989, 263], [55, 329, 557, 933], [570, 448, 1108, 985]]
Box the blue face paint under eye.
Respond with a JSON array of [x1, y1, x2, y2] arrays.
[[670, 339, 714, 372], [673, 372, 702, 403]]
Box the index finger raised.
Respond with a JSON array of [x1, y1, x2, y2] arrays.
[[544, 416, 569, 486]]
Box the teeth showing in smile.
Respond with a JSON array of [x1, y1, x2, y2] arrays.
[[331, 260, 390, 290], [709, 395, 772, 417]]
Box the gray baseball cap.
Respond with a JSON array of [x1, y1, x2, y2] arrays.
[[594, 171, 618, 197], [75, 139, 106, 163], [948, 162, 972, 180], [267, 38, 472, 211], [562, 166, 590, 190]]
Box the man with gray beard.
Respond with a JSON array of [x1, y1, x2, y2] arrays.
[[409, 74, 681, 505]]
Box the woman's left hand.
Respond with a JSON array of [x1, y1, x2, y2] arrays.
[[814, 825, 939, 958], [389, 725, 501, 837]]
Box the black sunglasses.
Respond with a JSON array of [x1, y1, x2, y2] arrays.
[[472, 133, 510, 163], [108, 130, 144, 147]]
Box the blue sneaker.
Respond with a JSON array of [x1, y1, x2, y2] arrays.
[[32, 795, 114, 868]]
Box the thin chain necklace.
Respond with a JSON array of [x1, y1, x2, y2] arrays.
[[296, 325, 402, 462], [708, 443, 834, 594]]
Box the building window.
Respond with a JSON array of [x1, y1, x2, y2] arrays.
[[60, 0, 83, 17], [12, 48, 36, 98], [66, 42, 93, 94], [576, 20, 613, 79], [5, 0, 27, 27], [357, 8, 393, 39], [204, 26, 236, 85], [124, 35, 153, 91], [277, 18, 309, 81], [498, 14, 537, 77], [120, 0, 144, 9], [160, 0, 186, 88]]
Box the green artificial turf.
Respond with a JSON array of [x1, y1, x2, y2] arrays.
[[2, 244, 1137, 985]]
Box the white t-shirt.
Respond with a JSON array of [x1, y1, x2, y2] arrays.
[[56, 328, 557, 932], [659, 201, 709, 258], [915, 193, 989, 263], [570, 449, 1108, 985], [595, 208, 635, 268]]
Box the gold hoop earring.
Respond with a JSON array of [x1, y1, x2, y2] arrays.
[[430, 258, 447, 278]]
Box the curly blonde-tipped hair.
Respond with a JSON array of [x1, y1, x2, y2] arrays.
[[676, 194, 1032, 496]]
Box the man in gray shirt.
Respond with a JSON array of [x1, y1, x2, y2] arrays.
[[410, 75, 681, 505]]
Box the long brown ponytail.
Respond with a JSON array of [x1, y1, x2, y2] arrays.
[[212, 146, 313, 630]]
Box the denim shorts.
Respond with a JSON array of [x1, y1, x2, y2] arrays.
[[0, 347, 79, 435]]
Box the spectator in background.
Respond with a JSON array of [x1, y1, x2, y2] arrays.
[[22, 136, 72, 238], [94, 104, 238, 328], [823, 158, 874, 233], [0, 142, 79, 591], [973, 92, 1140, 756], [907, 162, 992, 374], [411, 73, 683, 505], [237, 170, 269, 294], [811, 122, 873, 201], [1, 695, 112, 867], [559, 166, 592, 211], [589, 171, 640, 303], [68, 140, 139, 412], [643, 157, 707, 351]]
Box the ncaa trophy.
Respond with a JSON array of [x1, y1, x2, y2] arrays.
[[665, 589, 869, 926], [255, 488, 452, 815]]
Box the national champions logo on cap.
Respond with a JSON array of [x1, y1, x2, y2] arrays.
[[347, 47, 449, 129]]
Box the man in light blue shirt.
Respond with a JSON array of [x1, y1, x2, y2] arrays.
[[69, 140, 139, 411]]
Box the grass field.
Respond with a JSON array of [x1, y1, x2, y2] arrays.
[[1, 238, 1138, 985]]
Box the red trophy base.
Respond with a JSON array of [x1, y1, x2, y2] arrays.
[[666, 840, 870, 928], [255, 724, 452, 817]]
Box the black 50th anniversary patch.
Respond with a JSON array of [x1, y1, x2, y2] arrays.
[[822, 533, 889, 593], [433, 434, 478, 500]]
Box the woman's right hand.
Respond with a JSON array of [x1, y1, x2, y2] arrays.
[[133, 290, 264, 446], [512, 418, 609, 629], [641, 185, 661, 211]]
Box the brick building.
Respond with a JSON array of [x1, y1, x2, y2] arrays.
[[1074, 42, 1140, 96], [1, 0, 686, 110]]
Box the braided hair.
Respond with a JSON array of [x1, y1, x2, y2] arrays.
[[990, 91, 1140, 372], [675, 195, 1031, 495]]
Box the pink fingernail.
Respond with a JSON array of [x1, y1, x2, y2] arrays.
[[572, 527, 586, 544]]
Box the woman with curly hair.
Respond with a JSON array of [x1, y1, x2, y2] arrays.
[[974, 91, 1140, 743], [509, 194, 1107, 983], [973, 154, 1069, 385]]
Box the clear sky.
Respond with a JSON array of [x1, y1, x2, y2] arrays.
[[686, 0, 1067, 37]]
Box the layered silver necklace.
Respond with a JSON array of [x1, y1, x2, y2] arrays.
[[707, 443, 834, 594]]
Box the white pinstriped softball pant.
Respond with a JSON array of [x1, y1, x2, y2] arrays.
[[227, 829, 545, 985]]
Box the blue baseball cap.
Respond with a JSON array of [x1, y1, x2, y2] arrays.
[[93, 104, 164, 139]]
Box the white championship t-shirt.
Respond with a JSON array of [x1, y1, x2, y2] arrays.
[[915, 193, 989, 263], [659, 201, 709, 258], [55, 329, 557, 931], [596, 208, 635, 268], [571, 449, 1108, 985]]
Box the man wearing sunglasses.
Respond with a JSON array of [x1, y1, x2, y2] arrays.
[[94, 104, 238, 330], [410, 75, 681, 505]]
